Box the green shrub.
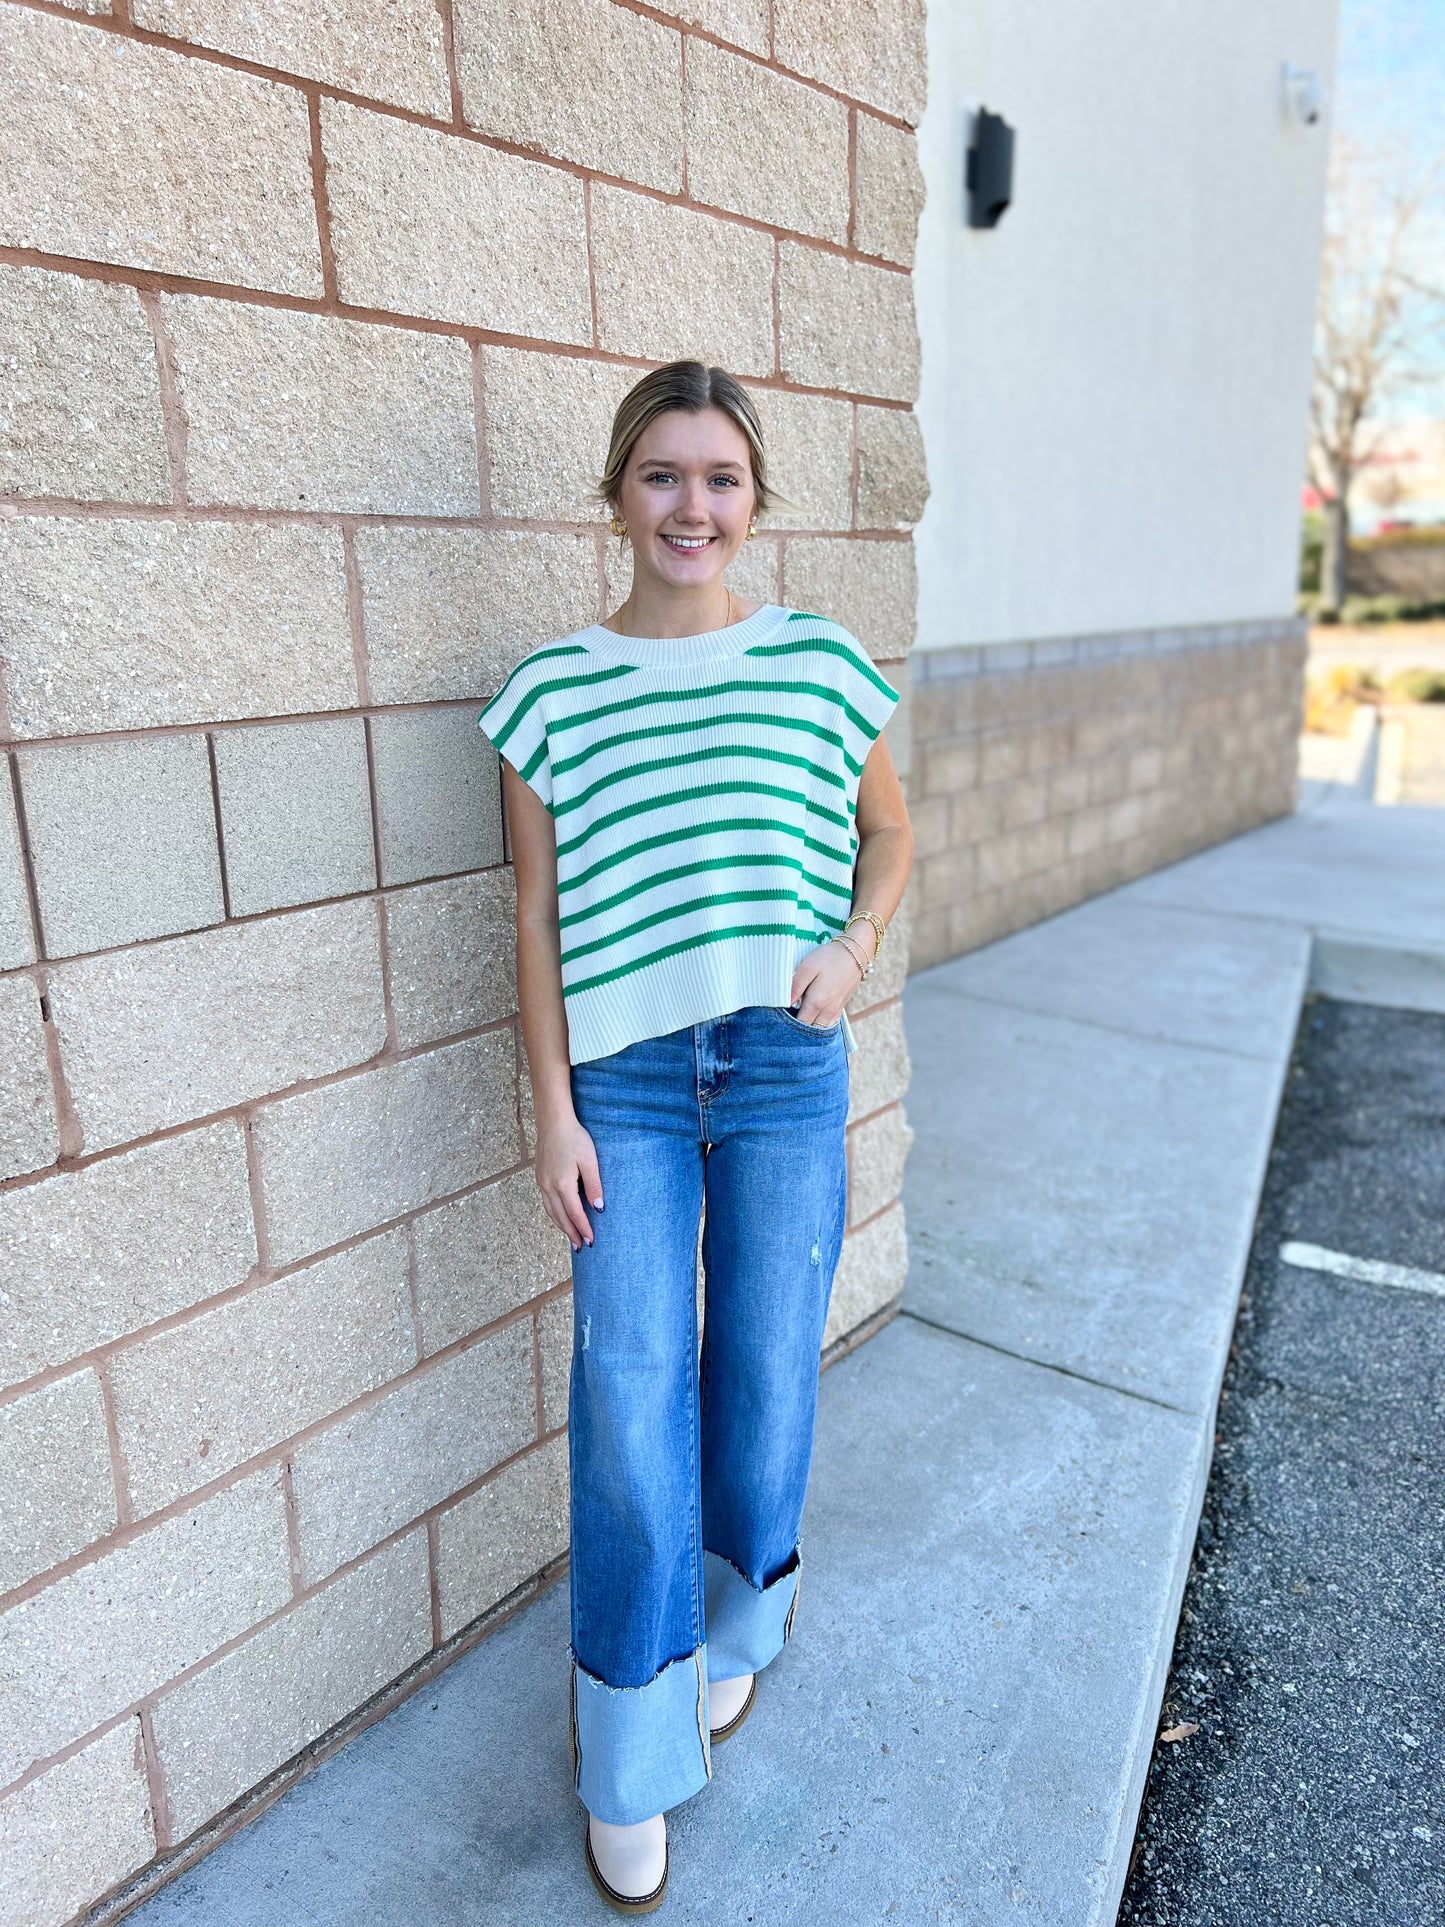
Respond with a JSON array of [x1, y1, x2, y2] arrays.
[[1386, 669, 1445, 703], [1336, 593, 1445, 624], [1341, 593, 1407, 623]]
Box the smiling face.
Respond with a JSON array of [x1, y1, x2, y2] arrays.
[[612, 406, 758, 593]]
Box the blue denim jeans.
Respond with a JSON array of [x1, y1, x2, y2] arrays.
[[564, 1002, 850, 1825]]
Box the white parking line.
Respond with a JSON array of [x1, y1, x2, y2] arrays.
[[1281, 1241, 1445, 1300]]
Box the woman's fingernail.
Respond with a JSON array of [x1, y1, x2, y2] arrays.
[[593, 1197, 604, 1209]]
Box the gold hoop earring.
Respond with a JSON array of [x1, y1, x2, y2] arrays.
[[609, 515, 627, 538], [745, 523, 757, 541]]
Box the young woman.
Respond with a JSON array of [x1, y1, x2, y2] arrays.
[[478, 360, 914, 1913]]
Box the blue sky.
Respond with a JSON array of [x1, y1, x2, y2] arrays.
[[1335, 0, 1445, 405], [1335, 0, 1445, 153]]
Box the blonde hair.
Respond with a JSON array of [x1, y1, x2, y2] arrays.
[[596, 360, 781, 519]]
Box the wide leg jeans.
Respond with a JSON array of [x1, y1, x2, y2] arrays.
[[565, 1002, 851, 1825]]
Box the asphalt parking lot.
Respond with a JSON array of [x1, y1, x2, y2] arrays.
[[1119, 996, 1445, 1927]]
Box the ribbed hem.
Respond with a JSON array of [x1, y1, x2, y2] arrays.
[[575, 602, 789, 668], [565, 932, 857, 1063]]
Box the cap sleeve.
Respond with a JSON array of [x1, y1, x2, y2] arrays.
[[478, 657, 553, 811], [837, 638, 901, 748]]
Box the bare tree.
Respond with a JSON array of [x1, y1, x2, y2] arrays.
[[1309, 135, 1444, 611]]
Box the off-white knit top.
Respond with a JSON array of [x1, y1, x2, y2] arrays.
[[478, 603, 899, 1064]]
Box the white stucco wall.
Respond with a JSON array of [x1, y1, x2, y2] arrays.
[[914, 0, 1337, 649]]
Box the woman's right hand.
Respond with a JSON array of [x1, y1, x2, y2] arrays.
[[535, 1115, 604, 1252]]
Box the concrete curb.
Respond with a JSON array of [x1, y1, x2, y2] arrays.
[[904, 909, 1311, 1921], [1376, 714, 1406, 804], [1309, 929, 1445, 1016], [901, 795, 1445, 1922]]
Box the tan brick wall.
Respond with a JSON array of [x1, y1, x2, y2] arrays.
[[0, 3, 925, 1916], [905, 622, 1308, 968]]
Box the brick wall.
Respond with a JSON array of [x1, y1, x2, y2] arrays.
[[0, 3, 927, 1918], [907, 620, 1307, 966]]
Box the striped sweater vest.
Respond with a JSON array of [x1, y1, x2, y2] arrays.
[[477, 601, 900, 1064]]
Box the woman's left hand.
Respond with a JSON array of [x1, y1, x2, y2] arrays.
[[787, 935, 872, 1027]]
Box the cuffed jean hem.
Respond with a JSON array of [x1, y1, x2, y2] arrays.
[[571, 1646, 712, 1825], [703, 1547, 801, 1680]]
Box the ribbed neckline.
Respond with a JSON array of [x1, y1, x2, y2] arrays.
[[576, 602, 789, 668]]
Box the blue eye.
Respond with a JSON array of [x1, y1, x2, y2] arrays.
[[640, 470, 740, 487]]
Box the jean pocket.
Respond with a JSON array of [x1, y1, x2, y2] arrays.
[[770, 1004, 842, 1037]]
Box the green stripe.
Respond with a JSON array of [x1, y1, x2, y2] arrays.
[[552, 740, 847, 819], [556, 815, 854, 897], [482, 657, 635, 753], [560, 886, 841, 967], [479, 643, 589, 733], [482, 642, 588, 705], [546, 676, 883, 750], [519, 738, 548, 783], [553, 778, 852, 861], [558, 851, 850, 931], [494, 739, 552, 796], [551, 707, 862, 781], [747, 629, 899, 704], [564, 921, 838, 998]]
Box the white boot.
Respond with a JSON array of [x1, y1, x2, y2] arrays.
[[586, 1812, 668, 1911], [708, 1672, 755, 1739]]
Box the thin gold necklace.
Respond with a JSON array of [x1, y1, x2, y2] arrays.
[[615, 585, 735, 640]]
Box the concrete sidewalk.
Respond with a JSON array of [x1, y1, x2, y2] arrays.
[[122, 798, 1445, 1927]]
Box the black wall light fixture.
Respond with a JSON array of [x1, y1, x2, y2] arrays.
[[967, 108, 1015, 228]]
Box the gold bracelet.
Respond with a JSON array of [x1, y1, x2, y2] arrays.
[[831, 931, 871, 979], [844, 910, 887, 956]]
